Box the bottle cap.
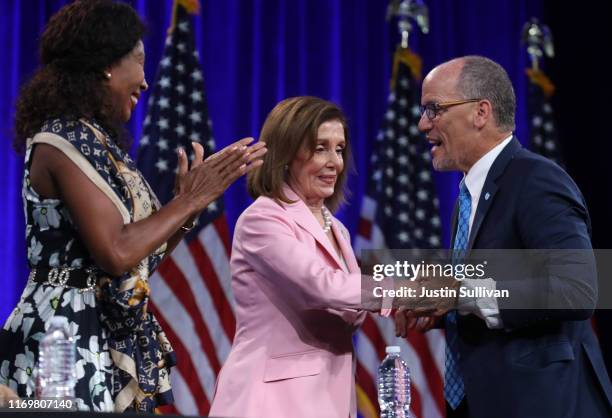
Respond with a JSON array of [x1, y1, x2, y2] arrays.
[[386, 345, 401, 354]]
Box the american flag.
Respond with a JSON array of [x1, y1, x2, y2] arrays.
[[353, 48, 445, 418], [136, 2, 234, 415], [526, 68, 564, 167]]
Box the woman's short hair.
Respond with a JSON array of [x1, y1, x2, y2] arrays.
[[13, 0, 145, 151], [247, 96, 352, 212]]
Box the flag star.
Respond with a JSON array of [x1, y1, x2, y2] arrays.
[[419, 171, 431, 181], [207, 201, 218, 212], [385, 128, 394, 138], [431, 216, 441, 227], [398, 117, 407, 127], [429, 236, 440, 247], [175, 124, 186, 137], [159, 76, 171, 88], [206, 139, 215, 150], [157, 138, 169, 151], [398, 98, 408, 108], [176, 63, 185, 73], [143, 115, 151, 126], [545, 140, 556, 150], [532, 116, 543, 127], [191, 70, 203, 81], [398, 136, 408, 146], [207, 119, 213, 128], [411, 104, 421, 117], [176, 104, 186, 115], [158, 96, 170, 108], [189, 111, 202, 123], [415, 209, 425, 220], [397, 231, 409, 242], [385, 167, 394, 177], [191, 90, 203, 102], [371, 154, 379, 164], [373, 170, 382, 181], [543, 103, 552, 114], [157, 118, 169, 130], [385, 109, 395, 120], [155, 158, 168, 172], [176, 83, 185, 94], [398, 174, 408, 184], [388, 92, 396, 102], [178, 21, 190, 32], [533, 135, 543, 145], [399, 212, 409, 223], [193, 50, 199, 59], [140, 135, 150, 146], [409, 125, 419, 136], [189, 132, 200, 142], [398, 193, 409, 203], [376, 132, 384, 141], [417, 190, 428, 200], [414, 228, 423, 239], [160, 56, 172, 67], [544, 121, 554, 132], [399, 78, 409, 88], [385, 186, 393, 197], [384, 206, 393, 216], [177, 42, 186, 52], [386, 147, 394, 158]]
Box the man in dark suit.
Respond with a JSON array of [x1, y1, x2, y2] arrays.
[[396, 55, 612, 418]]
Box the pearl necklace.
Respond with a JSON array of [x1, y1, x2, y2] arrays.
[[321, 206, 332, 233]]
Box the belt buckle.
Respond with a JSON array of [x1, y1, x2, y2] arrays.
[[47, 267, 70, 286]]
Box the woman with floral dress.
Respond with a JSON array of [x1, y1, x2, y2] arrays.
[[0, 0, 265, 412]]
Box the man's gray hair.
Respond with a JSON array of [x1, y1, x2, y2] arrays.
[[456, 56, 516, 132]]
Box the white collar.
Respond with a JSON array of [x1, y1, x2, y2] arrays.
[[463, 134, 513, 202]]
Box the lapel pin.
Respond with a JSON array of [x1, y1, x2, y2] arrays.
[[484, 192, 490, 201]]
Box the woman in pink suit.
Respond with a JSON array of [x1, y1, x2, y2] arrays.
[[210, 96, 372, 418]]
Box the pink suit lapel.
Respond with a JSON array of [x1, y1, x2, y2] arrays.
[[282, 184, 346, 271]]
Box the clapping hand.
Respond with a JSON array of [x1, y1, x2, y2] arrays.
[[174, 137, 267, 213]]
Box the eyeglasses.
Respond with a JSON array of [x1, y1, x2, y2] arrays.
[[419, 99, 482, 121]]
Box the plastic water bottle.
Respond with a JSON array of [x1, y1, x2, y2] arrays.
[[36, 316, 76, 399], [378, 346, 414, 418]]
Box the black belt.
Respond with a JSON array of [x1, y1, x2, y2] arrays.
[[29, 266, 98, 289]]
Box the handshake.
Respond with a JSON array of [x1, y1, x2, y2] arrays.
[[389, 274, 462, 338]]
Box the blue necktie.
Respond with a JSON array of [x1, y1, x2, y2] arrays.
[[444, 180, 470, 409]]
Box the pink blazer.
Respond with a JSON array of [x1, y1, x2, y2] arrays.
[[209, 186, 366, 418]]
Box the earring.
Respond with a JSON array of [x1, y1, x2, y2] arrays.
[[104, 72, 112, 80]]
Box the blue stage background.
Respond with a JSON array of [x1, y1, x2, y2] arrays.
[[0, 0, 545, 323]]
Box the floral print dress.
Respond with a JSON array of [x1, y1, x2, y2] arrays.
[[0, 118, 176, 412]]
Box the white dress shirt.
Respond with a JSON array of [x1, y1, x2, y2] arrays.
[[456, 135, 513, 329]]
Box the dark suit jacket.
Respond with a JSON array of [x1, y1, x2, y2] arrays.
[[450, 138, 612, 418]]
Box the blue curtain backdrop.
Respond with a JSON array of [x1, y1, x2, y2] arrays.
[[0, 0, 544, 322]]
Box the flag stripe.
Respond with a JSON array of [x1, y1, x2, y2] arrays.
[[188, 237, 235, 341], [157, 258, 222, 373], [170, 239, 232, 359], [150, 301, 211, 415], [169, 369, 199, 416], [149, 271, 218, 400]]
